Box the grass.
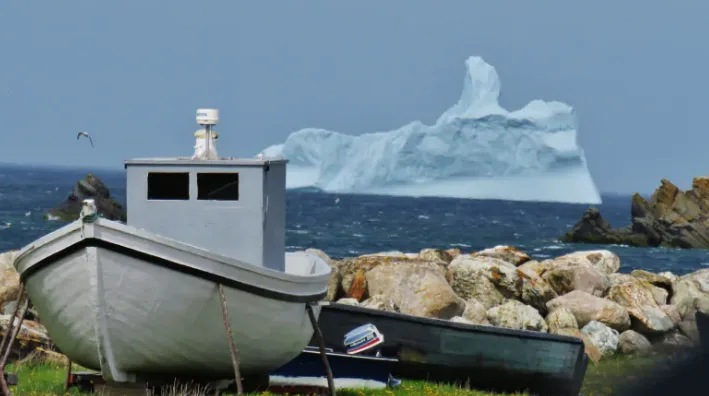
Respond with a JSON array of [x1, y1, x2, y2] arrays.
[[2, 354, 673, 395]]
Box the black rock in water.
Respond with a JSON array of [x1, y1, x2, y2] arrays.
[[561, 177, 709, 249], [44, 174, 126, 222]]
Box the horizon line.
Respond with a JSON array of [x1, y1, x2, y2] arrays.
[[0, 160, 652, 197]]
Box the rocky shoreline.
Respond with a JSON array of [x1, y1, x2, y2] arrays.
[[562, 176, 709, 249], [0, 245, 705, 366]]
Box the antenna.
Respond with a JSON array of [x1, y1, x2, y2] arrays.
[[196, 108, 219, 159]]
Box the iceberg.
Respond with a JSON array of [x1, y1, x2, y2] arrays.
[[260, 56, 602, 204]]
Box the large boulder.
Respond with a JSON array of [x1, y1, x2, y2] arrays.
[[546, 290, 631, 332], [542, 264, 610, 297], [337, 255, 447, 301], [486, 300, 548, 332], [366, 263, 465, 319], [671, 269, 709, 318], [545, 307, 579, 334], [448, 255, 557, 313], [619, 330, 652, 356], [0, 251, 20, 310], [45, 174, 126, 222], [418, 248, 454, 264], [581, 320, 620, 357], [448, 256, 516, 309], [607, 280, 675, 335], [471, 245, 531, 266], [461, 299, 490, 326]]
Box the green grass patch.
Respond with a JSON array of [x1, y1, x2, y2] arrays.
[[2, 354, 671, 395]]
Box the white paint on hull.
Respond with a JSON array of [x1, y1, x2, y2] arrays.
[[269, 375, 388, 390], [15, 218, 331, 382]]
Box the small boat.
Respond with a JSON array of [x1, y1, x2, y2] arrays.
[[13, 109, 332, 383], [312, 302, 589, 396]]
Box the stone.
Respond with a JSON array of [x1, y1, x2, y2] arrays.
[[546, 307, 579, 334], [0, 259, 20, 311], [486, 300, 548, 332], [445, 248, 462, 259], [461, 299, 490, 326], [619, 330, 652, 356], [670, 269, 709, 321], [335, 298, 359, 306], [359, 295, 398, 312], [561, 250, 621, 274], [677, 315, 699, 343], [45, 174, 126, 222], [542, 264, 610, 297], [325, 266, 342, 302], [448, 255, 556, 313], [514, 266, 559, 315], [609, 273, 636, 287], [419, 248, 453, 264], [649, 285, 669, 306], [655, 331, 694, 351], [450, 316, 475, 325], [471, 245, 531, 266], [0, 251, 18, 270], [581, 320, 620, 357], [607, 280, 674, 335], [658, 271, 678, 282], [347, 268, 368, 301], [448, 256, 515, 309], [554, 328, 603, 363], [20, 347, 69, 367], [660, 305, 682, 327], [0, 316, 50, 344], [630, 269, 672, 290], [546, 290, 631, 331], [366, 263, 464, 319], [338, 255, 446, 297]]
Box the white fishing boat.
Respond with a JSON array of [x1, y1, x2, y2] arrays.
[[12, 109, 332, 383]]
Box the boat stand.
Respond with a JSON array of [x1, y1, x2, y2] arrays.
[[306, 303, 336, 396], [0, 283, 30, 396]]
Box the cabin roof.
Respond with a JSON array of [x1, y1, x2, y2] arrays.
[[124, 157, 288, 167]]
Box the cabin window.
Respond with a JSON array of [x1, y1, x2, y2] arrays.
[[147, 172, 190, 200], [197, 172, 239, 201]]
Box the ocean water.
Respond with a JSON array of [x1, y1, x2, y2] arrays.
[[1, 164, 708, 275]]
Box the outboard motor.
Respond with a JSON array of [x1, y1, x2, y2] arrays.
[[343, 324, 401, 389], [344, 323, 385, 355]]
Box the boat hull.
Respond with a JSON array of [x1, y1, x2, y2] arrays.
[[15, 219, 331, 383], [312, 302, 588, 396], [270, 348, 397, 390]]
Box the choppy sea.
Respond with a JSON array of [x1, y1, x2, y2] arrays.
[[1, 164, 708, 275]]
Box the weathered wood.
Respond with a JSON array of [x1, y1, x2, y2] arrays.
[[0, 287, 28, 396], [0, 296, 29, 368], [305, 303, 336, 396], [0, 284, 24, 358], [218, 284, 244, 395], [64, 357, 72, 392]]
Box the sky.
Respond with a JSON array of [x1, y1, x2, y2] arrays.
[[1, 1, 708, 195]]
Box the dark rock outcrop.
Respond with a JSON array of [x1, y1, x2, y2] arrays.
[[561, 177, 709, 249], [44, 174, 126, 222]]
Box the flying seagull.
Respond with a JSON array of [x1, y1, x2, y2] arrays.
[[77, 131, 94, 148]]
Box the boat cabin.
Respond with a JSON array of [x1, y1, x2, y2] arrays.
[[123, 109, 287, 272]]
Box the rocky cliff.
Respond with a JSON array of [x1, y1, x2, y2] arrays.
[[44, 174, 126, 222], [561, 177, 709, 249]]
